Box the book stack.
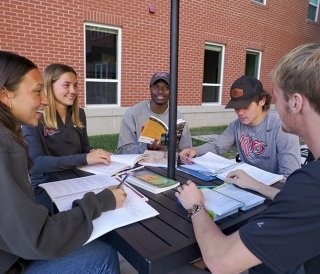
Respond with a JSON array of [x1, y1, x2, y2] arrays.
[[201, 183, 265, 220]]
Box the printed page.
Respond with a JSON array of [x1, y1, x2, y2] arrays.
[[39, 175, 120, 211], [85, 185, 159, 244], [139, 150, 172, 168], [40, 174, 159, 244], [78, 162, 128, 176], [78, 154, 144, 176], [215, 183, 265, 210], [201, 188, 242, 216], [192, 152, 235, 171], [217, 163, 284, 186], [111, 154, 144, 167]]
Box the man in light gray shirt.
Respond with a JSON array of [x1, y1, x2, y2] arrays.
[[117, 72, 192, 154], [180, 75, 301, 180]]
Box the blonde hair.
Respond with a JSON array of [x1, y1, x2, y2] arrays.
[[271, 43, 320, 114], [43, 64, 84, 129]]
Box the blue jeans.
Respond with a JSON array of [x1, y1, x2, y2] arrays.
[[24, 238, 120, 274]]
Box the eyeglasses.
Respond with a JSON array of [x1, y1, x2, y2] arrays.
[[151, 84, 169, 92]]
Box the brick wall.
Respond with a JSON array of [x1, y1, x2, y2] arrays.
[[1, 0, 320, 134]]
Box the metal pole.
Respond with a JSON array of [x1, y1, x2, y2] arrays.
[[167, 0, 180, 179]]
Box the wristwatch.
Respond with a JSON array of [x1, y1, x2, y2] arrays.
[[187, 204, 202, 218]]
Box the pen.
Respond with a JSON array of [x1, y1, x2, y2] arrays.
[[117, 173, 129, 189]]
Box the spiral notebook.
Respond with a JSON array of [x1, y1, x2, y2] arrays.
[[39, 174, 159, 244]]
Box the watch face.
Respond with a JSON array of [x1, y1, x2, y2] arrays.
[[188, 204, 199, 214]]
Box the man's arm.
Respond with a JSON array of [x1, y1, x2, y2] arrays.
[[116, 110, 148, 154], [176, 181, 261, 274], [195, 123, 236, 156], [225, 169, 280, 200]]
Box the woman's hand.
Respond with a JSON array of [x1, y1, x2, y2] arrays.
[[110, 187, 127, 209], [86, 149, 112, 165]]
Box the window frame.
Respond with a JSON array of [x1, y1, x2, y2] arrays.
[[245, 49, 262, 80], [308, 0, 320, 22], [252, 0, 266, 5], [84, 22, 122, 107], [202, 43, 225, 105]]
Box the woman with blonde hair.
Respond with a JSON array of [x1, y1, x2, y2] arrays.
[[22, 63, 112, 212]]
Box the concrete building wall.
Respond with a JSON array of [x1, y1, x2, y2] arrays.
[[1, 0, 319, 135]]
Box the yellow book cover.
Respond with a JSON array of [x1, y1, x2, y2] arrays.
[[138, 116, 186, 145]]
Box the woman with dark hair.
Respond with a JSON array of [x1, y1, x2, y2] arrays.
[[0, 51, 124, 274], [22, 63, 113, 212]]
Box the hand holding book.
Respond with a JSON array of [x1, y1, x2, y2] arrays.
[[139, 116, 186, 146]]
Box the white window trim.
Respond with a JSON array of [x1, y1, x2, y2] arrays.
[[252, 0, 266, 5], [308, 0, 320, 22], [202, 43, 225, 106], [246, 49, 262, 80], [84, 22, 122, 107]]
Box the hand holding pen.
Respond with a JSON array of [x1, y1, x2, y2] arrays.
[[109, 174, 129, 209]]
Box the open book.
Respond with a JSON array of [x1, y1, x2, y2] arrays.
[[78, 154, 145, 176], [126, 168, 180, 194], [180, 152, 283, 186], [138, 150, 178, 168], [201, 183, 265, 220], [138, 116, 186, 145], [39, 174, 159, 244]]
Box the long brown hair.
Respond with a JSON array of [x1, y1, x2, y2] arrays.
[[43, 63, 84, 129], [0, 51, 38, 150]]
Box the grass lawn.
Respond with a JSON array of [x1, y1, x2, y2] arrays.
[[88, 125, 304, 160], [88, 125, 238, 159]]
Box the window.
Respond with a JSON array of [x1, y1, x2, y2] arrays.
[[202, 44, 224, 104], [85, 24, 121, 105], [245, 50, 261, 79], [308, 0, 319, 21], [252, 0, 266, 4]]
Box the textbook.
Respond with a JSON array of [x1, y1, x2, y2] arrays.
[[177, 166, 217, 181], [138, 150, 178, 168], [180, 152, 283, 186], [78, 154, 145, 176], [201, 183, 265, 220], [138, 116, 186, 145], [126, 169, 180, 194], [39, 174, 159, 244]]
